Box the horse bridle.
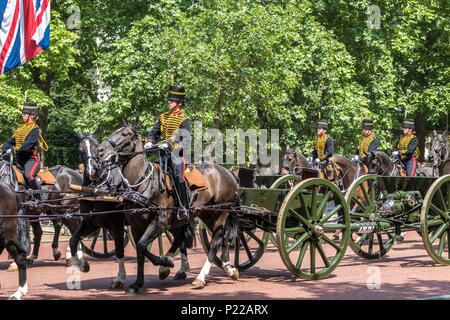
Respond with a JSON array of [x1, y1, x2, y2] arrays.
[[283, 150, 309, 174], [103, 126, 140, 162]]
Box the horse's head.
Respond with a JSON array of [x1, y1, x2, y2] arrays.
[[98, 118, 141, 163], [282, 146, 309, 175], [365, 150, 381, 174], [429, 130, 448, 167], [77, 129, 100, 182]]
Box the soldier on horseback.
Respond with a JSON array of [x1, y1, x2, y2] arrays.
[[0, 102, 47, 199], [312, 119, 334, 164], [351, 118, 379, 167], [392, 118, 419, 176], [144, 85, 191, 219]]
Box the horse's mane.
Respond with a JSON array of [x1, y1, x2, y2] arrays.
[[330, 155, 352, 165]]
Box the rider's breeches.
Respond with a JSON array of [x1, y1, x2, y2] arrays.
[[19, 151, 40, 186], [167, 147, 186, 184], [401, 156, 417, 176]]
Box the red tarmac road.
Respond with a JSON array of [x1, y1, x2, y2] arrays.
[[0, 231, 449, 300]]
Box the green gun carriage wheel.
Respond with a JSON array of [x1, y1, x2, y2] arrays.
[[268, 175, 302, 247], [199, 222, 269, 271], [420, 174, 450, 265], [276, 178, 350, 280], [345, 175, 397, 259]]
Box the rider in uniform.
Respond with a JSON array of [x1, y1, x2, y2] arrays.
[[312, 119, 334, 164], [351, 118, 378, 166], [0, 102, 46, 200], [392, 118, 419, 176], [144, 85, 191, 219]]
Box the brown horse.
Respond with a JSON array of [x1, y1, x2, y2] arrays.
[[97, 121, 239, 294], [0, 156, 29, 299], [281, 146, 310, 175], [428, 130, 449, 176], [322, 156, 365, 192], [366, 151, 399, 176]]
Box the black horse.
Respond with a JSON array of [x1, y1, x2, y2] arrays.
[[428, 130, 449, 176], [0, 155, 29, 299], [68, 130, 128, 289], [97, 120, 239, 294]]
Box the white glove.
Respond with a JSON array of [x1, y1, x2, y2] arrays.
[[392, 151, 400, 157], [158, 142, 169, 150], [314, 158, 321, 164], [5, 149, 12, 155], [351, 155, 360, 163], [144, 141, 153, 149], [306, 157, 313, 163]]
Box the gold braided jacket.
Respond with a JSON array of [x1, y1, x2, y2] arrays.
[[358, 135, 375, 158], [160, 110, 188, 148], [12, 122, 39, 152], [398, 134, 420, 159], [314, 134, 329, 159]]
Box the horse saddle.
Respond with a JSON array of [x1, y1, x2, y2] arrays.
[[153, 163, 209, 192], [12, 165, 56, 185]]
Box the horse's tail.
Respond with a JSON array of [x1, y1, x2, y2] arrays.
[[15, 193, 30, 256], [224, 192, 240, 240]]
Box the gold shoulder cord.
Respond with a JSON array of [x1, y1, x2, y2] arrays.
[[38, 134, 48, 152]]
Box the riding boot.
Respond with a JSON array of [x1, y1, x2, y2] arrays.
[[175, 181, 189, 220], [30, 177, 43, 201]]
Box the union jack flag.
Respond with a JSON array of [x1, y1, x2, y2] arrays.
[[0, 0, 50, 75]]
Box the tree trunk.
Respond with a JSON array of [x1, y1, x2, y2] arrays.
[[414, 112, 426, 162]]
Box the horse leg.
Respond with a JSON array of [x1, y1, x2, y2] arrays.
[[159, 226, 190, 281], [219, 237, 239, 281], [126, 220, 174, 295], [51, 219, 62, 261], [26, 221, 42, 264], [6, 240, 28, 300], [109, 226, 126, 289], [192, 227, 224, 288], [69, 219, 96, 273]]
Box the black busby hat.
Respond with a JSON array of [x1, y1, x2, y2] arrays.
[[23, 102, 39, 116], [168, 85, 185, 103], [402, 118, 415, 129], [316, 119, 328, 130], [362, 118, 374, 130]]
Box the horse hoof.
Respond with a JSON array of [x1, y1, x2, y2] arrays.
[[25, 258, 34, 265], [164, 256, 175, 268], [109, 281, 124, 290], [6, 265, 18, 272], [53, 251, 62, 261], [174, 272, 187, 281], [192, 278, 205, 288], [159, 269, 170, 280], [80, 261, 90, 273], [126, 286, 140, 295], [230, 269, 239, 281], [7, 295, 20, 300], [65, 258, 72, 267]]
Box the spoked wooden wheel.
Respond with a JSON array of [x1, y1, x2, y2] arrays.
[[127, 226, 179, 257], [199, 222, 269, 271], [267, 175, 302, 247], [345, 175, 396, 259], [277, 178, 350, 280], [81, 227, 129, 259], [420, 174, 450, 265]]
